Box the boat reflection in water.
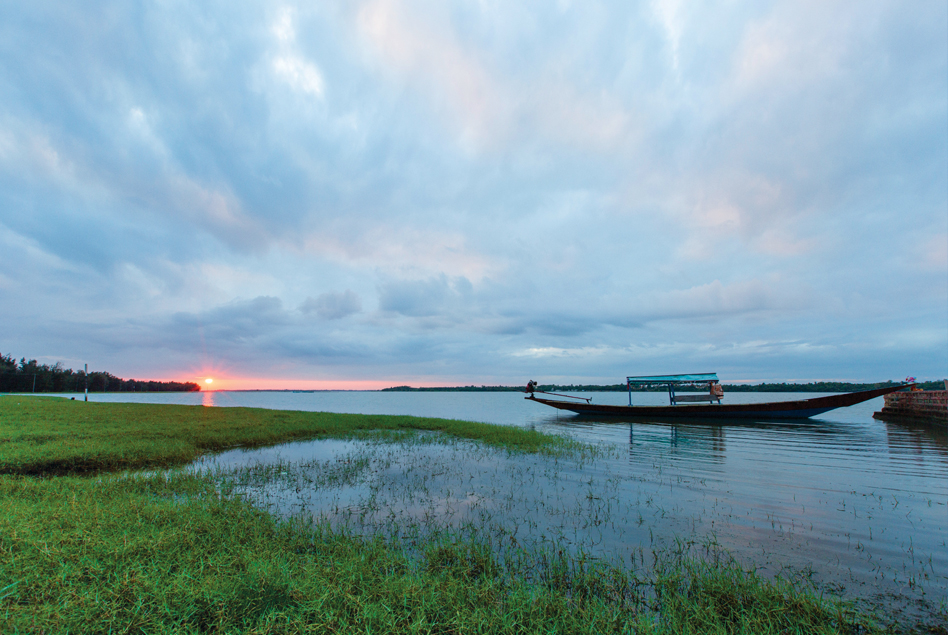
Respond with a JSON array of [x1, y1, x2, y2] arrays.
[[883, 418, 947, 457], [552, 413, 865, 467]]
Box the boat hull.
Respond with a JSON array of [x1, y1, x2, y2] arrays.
[[527, 385, 909, 420]]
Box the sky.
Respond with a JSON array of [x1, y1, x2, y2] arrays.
[[1, 0, 946, 389]]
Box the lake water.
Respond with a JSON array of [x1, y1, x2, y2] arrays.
[[46, 390, 948, 626]]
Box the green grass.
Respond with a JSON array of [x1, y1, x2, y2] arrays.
[[0, 396, 584, 474], [1, 472, 879, 634], [0, 396, 898, 633]]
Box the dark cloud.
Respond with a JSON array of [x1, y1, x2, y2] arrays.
[[378, 275, 472, 318], [173, 296, 288, 338], [300, 290, 362, 320]]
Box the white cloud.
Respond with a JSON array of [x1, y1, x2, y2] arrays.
[[164, 175, 270, 252], [356, 0, 508, 148], [355, 0, 632, 153], [272, 55, 324, 96], [651, 0, 683, 72], [272, 7, 295, 42], [729, 1, 865, 95]]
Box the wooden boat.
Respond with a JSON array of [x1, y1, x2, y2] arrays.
[[526, 373, 912, 420]]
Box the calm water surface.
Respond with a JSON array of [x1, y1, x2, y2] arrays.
[[52, 390, 948, 624]]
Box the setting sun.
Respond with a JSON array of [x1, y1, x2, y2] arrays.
[[205, 378, 213, 385]]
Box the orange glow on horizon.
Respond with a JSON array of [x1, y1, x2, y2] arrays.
[[177, 363, 469, 391], [194, 377, 406, 391], [147, 372, 490, 391]]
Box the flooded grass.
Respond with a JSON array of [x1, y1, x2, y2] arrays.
[[1, 470, 884, 634], [1, 396, 941, 633], [193, 431, 947, 632]]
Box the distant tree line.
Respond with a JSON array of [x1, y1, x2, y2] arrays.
[[383, 385, 526, 392], [722, 380, 943, 392], [0, 353, 200, 393], [383, 380, 944, 393]]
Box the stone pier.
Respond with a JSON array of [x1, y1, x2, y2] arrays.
[[873, 384, 948, 425]]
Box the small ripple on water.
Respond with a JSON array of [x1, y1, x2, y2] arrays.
[[183, 420, 945, 627], [76, 389, 946, 626]]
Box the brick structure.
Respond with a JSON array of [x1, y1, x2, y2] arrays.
[[873, 386, 948, 425]]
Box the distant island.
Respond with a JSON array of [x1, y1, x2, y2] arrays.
[[383, 380, 943, 393], [0, 353, 200, 393]]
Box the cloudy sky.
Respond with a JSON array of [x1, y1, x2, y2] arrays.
[[1, 1, 945, 388]]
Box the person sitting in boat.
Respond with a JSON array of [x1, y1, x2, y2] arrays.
[[526, 380, 537, 395], [711, 383, 724, 402]]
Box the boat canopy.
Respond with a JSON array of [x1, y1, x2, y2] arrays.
[[626, 373, 719, 385]]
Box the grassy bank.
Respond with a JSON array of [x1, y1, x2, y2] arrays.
[[0, 396, 583, 475], [0, 396, 892, 633]]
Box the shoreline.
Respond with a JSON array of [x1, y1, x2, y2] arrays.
[[1, 397, 942, 633]]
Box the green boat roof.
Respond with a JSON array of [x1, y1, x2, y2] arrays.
[[626, 373, 719, 385]]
